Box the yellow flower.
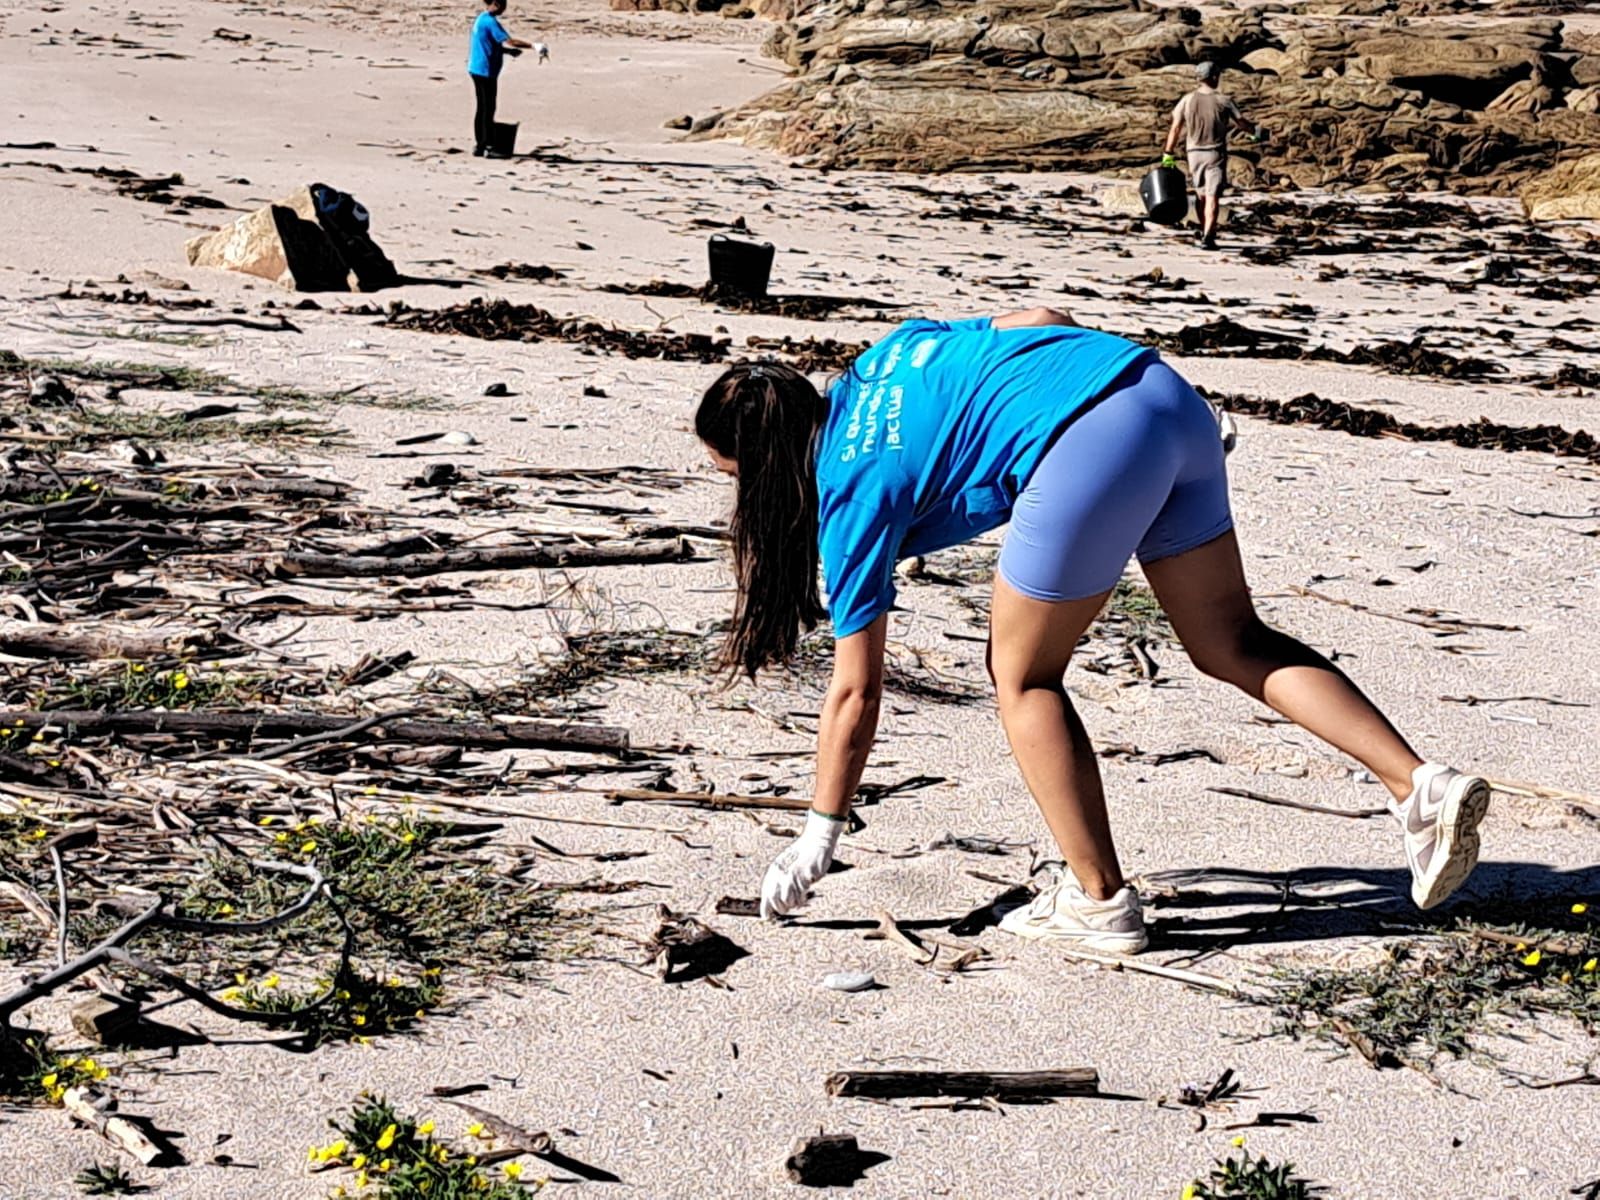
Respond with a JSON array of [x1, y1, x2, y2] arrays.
[[352, 1015, 367, 1027], [275, 832, 289, 843], [378, 1158, 392, 1172], [1585, 958, 1598, 972], [47, 760, 60, 768], [503, 1163, 523, 1180], [417, 1119, 435, 1135], [80, 1058, 97, 1073], [217, 903, 234, 916], [376, 1124, 397, 1151], [308, 1145, 320, 1162], [1182, 1187, 1198, 1200], [350, 1154, 366, 1170], [235, 971, 249, 985], [1522, 949, 1543, 967], [1231, 1135, 1246, 1148], [400, 831, 417, 844], [467, 1123, 485, 1138], [30, 828, 47, 840], [1573, 903, 1589, 915], [363, 786, 378, 796], [300, 840, 318, 854], [173, 673, 189, 690], [92, 1065, 109, 1081], [40, 1073, 57, 1088], [414, 1009, 426, 1020], [355, 1171, 368, 1189], [221, 988, 241, 1002], [259, 816, 276, 826], [263, 974, 280, 989], [131, 665, 145, 674]]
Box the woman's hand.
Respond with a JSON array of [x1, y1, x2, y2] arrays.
[[760, 615, 887, 918], [761, 810, 844, 918]]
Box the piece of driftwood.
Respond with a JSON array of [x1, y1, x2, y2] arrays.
[[0, 622, 213, 662], [440, 1099, 552, 1155], [275, 536, 693, 579], [825, 1068, 1099, 1101], [0, 708, 629, 754], [715, 896, 761, 917], [866, 908, 935, 965], [1487, 777, 1600, 811], [1060, 946, 1252, 997], [608, 788, 808, 812], [783, 1134, 872, 1185], [61, 1085, 170, 1166], [1205, 786, 1388, 820]]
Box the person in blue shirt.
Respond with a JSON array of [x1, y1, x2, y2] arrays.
[[695, 308, 1490, 951], [468, 0, 534, 158]]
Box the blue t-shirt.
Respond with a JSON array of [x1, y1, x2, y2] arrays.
[[468, 12, 510, 78], [815, 317, 1155, 637]]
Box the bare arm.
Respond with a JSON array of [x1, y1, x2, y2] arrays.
[[812, 614, 887, 819], [504, 36, 533, 49], [1163, 111, 1184, 155], [991, 306, 1076, 331]]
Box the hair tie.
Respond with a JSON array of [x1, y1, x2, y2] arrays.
[[748, 363, 771, 380]]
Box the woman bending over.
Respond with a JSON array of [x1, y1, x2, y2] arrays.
[[695, 308, 1489, 952]]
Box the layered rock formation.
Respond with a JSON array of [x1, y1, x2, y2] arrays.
[[693, 0, 1600, 208]]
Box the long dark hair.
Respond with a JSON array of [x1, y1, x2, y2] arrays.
[[696, 361, 830, 678]]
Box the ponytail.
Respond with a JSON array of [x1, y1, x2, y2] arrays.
[[696, 362, 830, 678]]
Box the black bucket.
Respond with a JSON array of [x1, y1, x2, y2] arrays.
[[489, 121, 519, 157], [1139, 165, 1189, 226], [707, 234, 775, 299]]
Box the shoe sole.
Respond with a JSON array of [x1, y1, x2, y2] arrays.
[[998, 912, 1149, 954], [1413, 775, 1491, 910]]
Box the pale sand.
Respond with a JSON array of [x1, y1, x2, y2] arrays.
[[1, 1, 1598, 1197]]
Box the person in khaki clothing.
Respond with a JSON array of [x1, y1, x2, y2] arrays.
[[1162, 62, 1262, 248]]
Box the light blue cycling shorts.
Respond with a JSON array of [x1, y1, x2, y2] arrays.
[[998, 357, 1234, 603]]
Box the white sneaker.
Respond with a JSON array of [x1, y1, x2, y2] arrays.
[[998, 869, 1149, 953], [1393, 763, 1490, 910]]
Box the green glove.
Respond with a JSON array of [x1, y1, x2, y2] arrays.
[[1161, 153, 1178, 168]]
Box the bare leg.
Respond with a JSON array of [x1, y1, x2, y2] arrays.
[[988, 578, 1125, 900], [1202, 196, 1220, 242], [1141, 532, 1423, 801]]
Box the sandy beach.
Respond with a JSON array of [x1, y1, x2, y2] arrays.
[[1, 0, 1598, 1197]]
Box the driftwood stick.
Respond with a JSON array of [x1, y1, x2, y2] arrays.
[[439, 1099, 553, 1154], [0, 621, 214, 662], [0, 899, 165, 1025], [867, 908, 936, 965], [1060, 946, 1255, 997], [275, 536, 693, 579], [1284, 586, 1522, 633], [1486, 777, 1600, 810], [61, 1085, 169, 1166], [0, 708, 630, 755], [1205, 786, 1388, 820], [606, 788, 808, 812], [825, 1068, 1100, 1101]]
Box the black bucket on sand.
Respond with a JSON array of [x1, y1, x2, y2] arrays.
[[1140, 165, 1188, 226], [489, 121, 519, 157], [707, 234, 775, 298]]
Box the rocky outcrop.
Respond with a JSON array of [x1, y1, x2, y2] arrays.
[[184, 184, 398, 291], [694, 0, 1600, 202], [1522, 154, 1600, 220]]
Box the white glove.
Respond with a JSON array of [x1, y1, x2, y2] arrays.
[[760, 810, 844, 920]]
